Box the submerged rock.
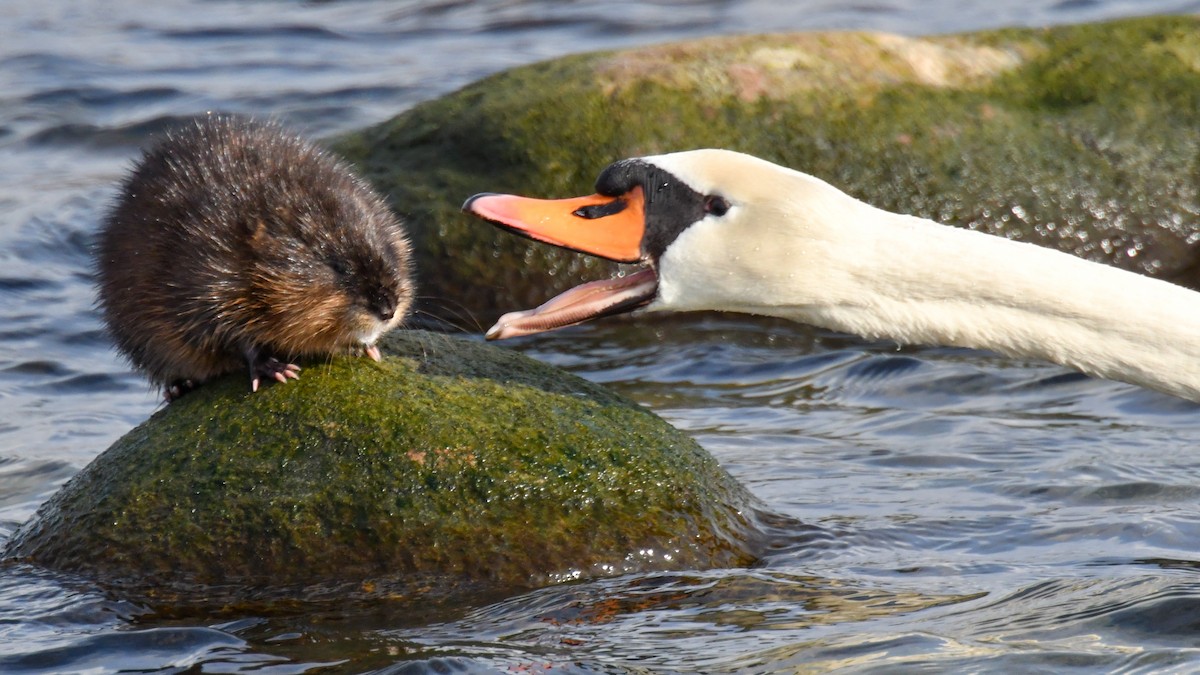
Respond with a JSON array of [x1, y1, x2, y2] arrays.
[[3, 331, 764, 610], [336, 16, 1200, 320]]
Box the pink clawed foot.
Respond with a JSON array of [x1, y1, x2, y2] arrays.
[[364, 344, 382, 362], [164, 379, 198, 402], [247, 354, 301, 392]]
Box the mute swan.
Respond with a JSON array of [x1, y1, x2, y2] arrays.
[[464, 149, 1200, 403]]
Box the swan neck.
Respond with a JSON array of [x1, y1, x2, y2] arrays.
[[732, 200, 1200, 402]]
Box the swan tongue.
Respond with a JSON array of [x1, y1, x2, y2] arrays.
[[486, 268, 658, 340]]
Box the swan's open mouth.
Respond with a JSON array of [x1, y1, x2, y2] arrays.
[[464, 189, 656, 340], [484, 267, 657, 340]]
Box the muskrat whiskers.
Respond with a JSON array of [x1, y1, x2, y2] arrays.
[[412, 295, 485, 334]]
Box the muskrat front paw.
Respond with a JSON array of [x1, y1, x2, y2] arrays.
[[248, 355, 301, 392], [364, 344, 382, 362]]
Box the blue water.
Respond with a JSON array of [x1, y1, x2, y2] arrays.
[[3, 1, 1200, 672]]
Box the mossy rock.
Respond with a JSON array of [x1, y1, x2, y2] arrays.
[[335, 16, 1200, 321], [2, 331, 764, 611]]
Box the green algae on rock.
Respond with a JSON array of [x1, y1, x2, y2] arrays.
[[335, 16, 1200, 321], [2, 331, 764, 610]]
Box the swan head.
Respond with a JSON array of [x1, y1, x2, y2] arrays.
[[464, 149, 804, 339]]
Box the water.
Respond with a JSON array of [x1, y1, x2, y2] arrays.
[[3, 0, 1200, 671]]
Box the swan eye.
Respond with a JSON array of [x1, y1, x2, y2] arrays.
[[704, 195, 730, 217]]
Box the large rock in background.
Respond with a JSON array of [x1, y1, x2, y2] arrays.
[[2, 331, 765, 610], [335, 16, 1200, 321]]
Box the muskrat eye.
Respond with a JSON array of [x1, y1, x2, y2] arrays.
[[328, 259, 350, 277], [704, 195, 730, 217]]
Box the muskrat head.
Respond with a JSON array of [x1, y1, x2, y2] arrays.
[[243, 173, 415, 359]]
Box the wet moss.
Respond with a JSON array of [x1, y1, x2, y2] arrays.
[[3, 331, 764, 610], [335, 16, 1200, 320]]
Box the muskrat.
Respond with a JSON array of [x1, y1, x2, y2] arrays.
[[95, 115, 414, 400]]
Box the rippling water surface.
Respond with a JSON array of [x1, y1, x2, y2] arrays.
[[4, 1, 1200, 672]]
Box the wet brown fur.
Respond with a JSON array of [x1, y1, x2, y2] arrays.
[[95, 115, 414, 395]]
